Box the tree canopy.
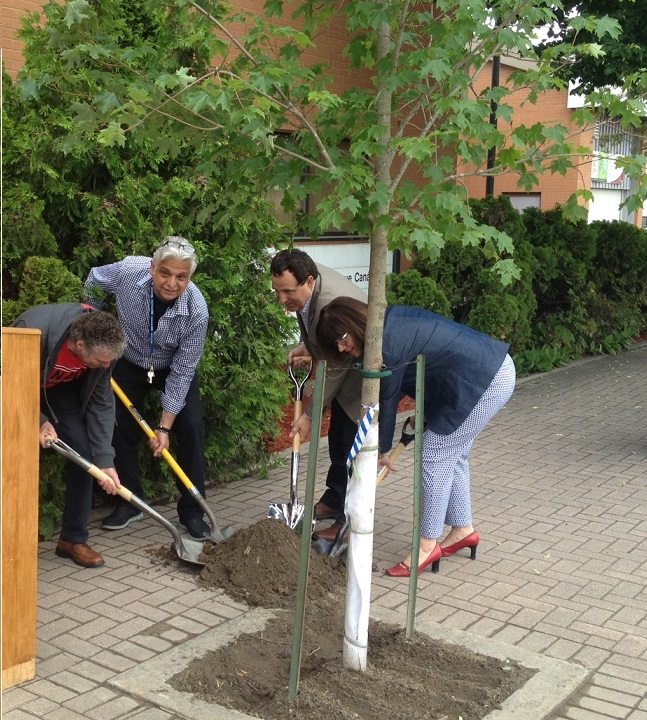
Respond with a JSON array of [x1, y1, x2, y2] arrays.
[[541, 0, 647, 98], [17, 0, 646, 277]]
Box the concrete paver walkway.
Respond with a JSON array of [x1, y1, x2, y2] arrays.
[[3, 344, 647, 720]]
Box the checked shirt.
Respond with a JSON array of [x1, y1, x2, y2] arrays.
[[84, 256, 209, 416]]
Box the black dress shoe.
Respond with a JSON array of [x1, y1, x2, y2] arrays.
[[181, 517, 211, 539], [102, 504, 144, 530], [312, 523, 348, 542]]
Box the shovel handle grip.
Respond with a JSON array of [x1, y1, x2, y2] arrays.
[[84, 463, 133, 504]]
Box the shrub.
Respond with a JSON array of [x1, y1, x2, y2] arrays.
[[414, 196, 538, 352], [2, 256, 84, 325], [522, 206, 597, 318], [589, 220, 647, 311], [386, 269, 452, 316]]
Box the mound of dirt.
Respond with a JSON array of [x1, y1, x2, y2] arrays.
[[168, 519, 534, 720], [198, 519, 346, 608]]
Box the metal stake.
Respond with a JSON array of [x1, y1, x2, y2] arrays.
[[288, 360, 326, 701], [406, 354, 425, 639]]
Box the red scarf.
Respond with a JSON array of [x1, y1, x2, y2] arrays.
[[46, 343, 87, 388]]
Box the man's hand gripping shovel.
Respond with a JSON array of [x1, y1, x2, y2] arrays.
[[110, 379, 235, 544], [45, 439, 206, 567]]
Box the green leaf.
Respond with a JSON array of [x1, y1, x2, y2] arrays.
[[60, 133, 83, 155], [410, 227, 444, 256], [264, 0, 283, 17], [70, 101, 97, 129], [94, 91, 121, 114], [18, 78, 39, 101], [491, 259, 521, 287], [185, 90, 216, 114], [339, 195, 361, 215], [64, 0, 91, 28], [97, 122, 126, 147]]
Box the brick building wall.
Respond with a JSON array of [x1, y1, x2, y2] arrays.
[[1, 0, 44, 78], [458, 59, 595, 212]]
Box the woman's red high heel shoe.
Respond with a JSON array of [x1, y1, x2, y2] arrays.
[[385, 544, 442, 577], [440, 531, 479, 559]]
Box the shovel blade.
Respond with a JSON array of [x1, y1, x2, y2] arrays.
[[203, 524, 237, 544], [267, 501, 305, 530], [173, 537, 206, 567]]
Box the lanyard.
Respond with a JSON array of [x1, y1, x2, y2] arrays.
[[148, 283, 155, 383]]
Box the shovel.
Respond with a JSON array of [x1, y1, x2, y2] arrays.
[[267, 360, 313, 528], [110, 378, 235, 544], [46, 439, 206, 567], [311, 416, 417, 557]]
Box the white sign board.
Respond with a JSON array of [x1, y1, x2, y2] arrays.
[[295, 241, 393, 292]]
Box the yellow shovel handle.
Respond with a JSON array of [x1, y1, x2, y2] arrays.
[[110, 378, 195, 491]]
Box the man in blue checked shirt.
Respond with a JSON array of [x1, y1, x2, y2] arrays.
[[84, 237, 211, 539]]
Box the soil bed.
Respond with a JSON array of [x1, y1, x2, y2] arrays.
[[168, 520, 534, 720]]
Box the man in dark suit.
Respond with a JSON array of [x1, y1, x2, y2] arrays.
[[13, 304, 126, 567], [270, 249, 367, 528]]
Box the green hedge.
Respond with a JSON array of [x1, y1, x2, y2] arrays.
[[4, 60, 294, 537], [388, 197, 647, 376]]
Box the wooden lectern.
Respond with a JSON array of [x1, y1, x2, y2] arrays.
[[2, 327, 41, 688]]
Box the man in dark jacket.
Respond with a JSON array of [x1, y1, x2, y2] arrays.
[[13, 304, 126, 567]]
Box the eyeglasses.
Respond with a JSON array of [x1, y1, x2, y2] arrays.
[[159, 238, 196, 255], [337, 332, 349, 347]]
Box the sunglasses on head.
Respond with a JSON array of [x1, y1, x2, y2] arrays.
[[159, 239, 196, 255]]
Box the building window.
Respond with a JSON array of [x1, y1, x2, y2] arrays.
[[503, 193, 541, 212]]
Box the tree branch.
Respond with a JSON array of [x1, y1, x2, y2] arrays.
[[186, 0, 336, 170]]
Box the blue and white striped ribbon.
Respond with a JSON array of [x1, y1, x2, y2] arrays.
[[346, 404, 378, 469]]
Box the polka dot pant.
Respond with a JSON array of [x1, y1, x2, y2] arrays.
[[420, 354, 516, 539]]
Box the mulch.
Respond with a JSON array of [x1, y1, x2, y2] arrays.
[[264, 398, 416, 454]]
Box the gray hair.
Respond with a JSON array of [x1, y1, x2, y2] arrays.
[[152, 236, 198, 275], [69, 311, 127, 358]]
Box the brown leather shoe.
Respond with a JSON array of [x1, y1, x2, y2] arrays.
[[312, 524, 342, 542], [313, 500, 342, 521], [55, 538, 105, 568]]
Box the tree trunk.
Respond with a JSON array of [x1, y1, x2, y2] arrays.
[[342, 10, 392, 671]]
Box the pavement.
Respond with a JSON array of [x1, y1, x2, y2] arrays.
[[3, 343, 647, 720]]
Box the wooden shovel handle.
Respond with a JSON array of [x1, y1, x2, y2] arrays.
[[377, 440, 407, 486], [292, 399, 302, 453], [81, 461, 134, 504]]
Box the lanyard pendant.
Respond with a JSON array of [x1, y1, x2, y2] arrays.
[[147, 366, 155, 384]]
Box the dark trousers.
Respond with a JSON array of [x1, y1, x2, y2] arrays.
[[46, 383, 96, 544], [111, 359, 206, 523], [319, 398, 358, 512]]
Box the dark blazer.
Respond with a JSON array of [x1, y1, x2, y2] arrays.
[[298, 265, 367, 422], [379, 306, 510, 452], [12, 303, 117, 468]]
